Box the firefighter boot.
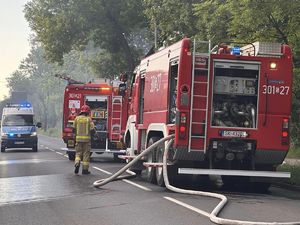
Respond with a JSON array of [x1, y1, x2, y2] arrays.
[[82, 169, 91, 175], [74, 162, 80, 174], [82, 160, 90, 175]]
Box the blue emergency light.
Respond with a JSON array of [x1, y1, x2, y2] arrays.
[[20, 102, 32, 108], [232, 46, 241, 55], [8, 133, 14, 137]]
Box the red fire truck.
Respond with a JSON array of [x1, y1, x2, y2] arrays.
[[124, 38, 292, 187], [60, 76, 128, 160]]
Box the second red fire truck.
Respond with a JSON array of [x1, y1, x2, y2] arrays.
[[123, 38, 293, 188], [59, 75, 128, 160]]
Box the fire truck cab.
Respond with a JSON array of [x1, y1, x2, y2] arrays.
[[62, 79, 128, 160], [124, 38, 292, 188]]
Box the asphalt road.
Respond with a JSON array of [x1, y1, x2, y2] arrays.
[[0, 134, 299, 225]]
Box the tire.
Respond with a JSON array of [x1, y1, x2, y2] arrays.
[[67, 151, 75, 161], [32, 145, 38, 152], [146, 137, 160, 184], [252, 182, 271, 193], [222, 176, 248, 189], [155, 142, 165, 187], [1, 147, 5, 153], [250, 165, 273, 193], [131, 169, 142, 175], [113, 153, 126, 163]]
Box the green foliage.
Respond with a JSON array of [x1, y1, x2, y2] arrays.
[[278, 164, 300, 186], [24, 0, 149, 73], [4, 39, 99, 132], [143, 0, 199, 46], [193, 0, 232, 43], [287, 146, 300, 159]]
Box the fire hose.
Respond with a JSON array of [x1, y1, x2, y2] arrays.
[[93, 135, 300, 225]]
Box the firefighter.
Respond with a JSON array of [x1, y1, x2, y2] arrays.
[[74, 104, 95, 175]]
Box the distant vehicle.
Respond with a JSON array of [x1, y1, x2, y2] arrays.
[[1, 102, 42, 152]]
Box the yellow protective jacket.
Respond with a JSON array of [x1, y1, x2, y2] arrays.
[[74, 115, 95, 143]]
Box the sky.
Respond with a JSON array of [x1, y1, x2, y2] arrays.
[[0, 0, 31, 100]]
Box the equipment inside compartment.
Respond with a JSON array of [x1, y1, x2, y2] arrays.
[[86, 99, 108, 148], [88, 100, 108, 131], [212, 63, 259, 128]]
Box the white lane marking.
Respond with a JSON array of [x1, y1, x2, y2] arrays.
[[63, 155, 68, 158], [92, 166, 152, 191], [41, 145, 151, 192], [92, 166, 112, 175], [44, 146, 54, 151], [163, 196, 211, 217], [122, 179, 151, 191], [40, 145, 44, 147]]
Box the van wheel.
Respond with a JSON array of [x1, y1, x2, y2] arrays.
[[32, 145, 38, 152], [67, 151, 75, 161], [146, 137, 160, 184], [1, 147, 5, 153]]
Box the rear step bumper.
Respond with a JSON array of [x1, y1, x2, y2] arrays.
[[178, 168, 290, 178]]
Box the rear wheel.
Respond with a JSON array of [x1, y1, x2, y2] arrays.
[[67, 151, 75, 161], [251, 165, 274, 192], [146, 137, 160, 184], [252, 182, 271, 193], [222, 176, 247, 189]]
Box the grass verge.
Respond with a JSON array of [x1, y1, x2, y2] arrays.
[[287, 146, 300, 159], [278, 164, 300, 186]]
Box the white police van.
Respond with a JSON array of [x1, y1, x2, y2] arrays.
[[1, 103, 41, 152]]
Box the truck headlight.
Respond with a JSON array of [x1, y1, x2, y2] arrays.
[[30, 132, 37, 137], [1, 133, 8, 139]]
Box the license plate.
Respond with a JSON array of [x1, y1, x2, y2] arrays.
[[220, 130, 248, 138], [14, 141, 25, 145]]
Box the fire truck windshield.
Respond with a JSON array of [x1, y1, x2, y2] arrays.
[[2, 115, 34, 126]]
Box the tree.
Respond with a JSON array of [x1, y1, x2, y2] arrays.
[[143, 0, 199, 46], [24, 0, 149, 74], [5, 38, 101, 132]]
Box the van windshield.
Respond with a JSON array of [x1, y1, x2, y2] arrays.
[[2, 115, 34, 126]]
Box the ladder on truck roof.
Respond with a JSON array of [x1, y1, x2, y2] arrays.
[[188, 40, 211, 152], [110, 96, 123, 142]]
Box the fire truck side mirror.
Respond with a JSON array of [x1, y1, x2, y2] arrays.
[[36, 122, 42, 128]]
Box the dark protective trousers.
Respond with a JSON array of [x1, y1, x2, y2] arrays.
[[75, 142, 91, 171]]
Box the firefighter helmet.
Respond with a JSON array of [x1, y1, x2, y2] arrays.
[[80, 105, 90, 114]]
